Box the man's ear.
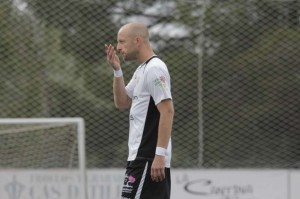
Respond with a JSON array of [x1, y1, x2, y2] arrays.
[[135, 36, 141, 46]]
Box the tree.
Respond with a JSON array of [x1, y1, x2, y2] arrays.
[[202, 0, 300, 167], [0, 1, 47, 117]]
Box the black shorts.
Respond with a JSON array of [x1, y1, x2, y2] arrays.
[[121, 159, 171, 199]]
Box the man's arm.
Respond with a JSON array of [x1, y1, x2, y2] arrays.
[[151, 99, 174, 182], [105, 44, 131, 109], [113, 76, 131, 110]]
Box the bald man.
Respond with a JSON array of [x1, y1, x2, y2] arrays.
[[105, 22, 174, 199]]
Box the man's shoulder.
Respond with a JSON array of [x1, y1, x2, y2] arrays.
[[145, 57, 167, 72], [150, 57, 165, 65]]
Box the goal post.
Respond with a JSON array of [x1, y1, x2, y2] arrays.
[[0, 118, 87, 199]]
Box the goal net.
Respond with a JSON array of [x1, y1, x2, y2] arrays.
[[0, 118, 87, 198]]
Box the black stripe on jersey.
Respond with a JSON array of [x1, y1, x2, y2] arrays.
[[143, 55, 158, 73], [136, 96, 160, 160]]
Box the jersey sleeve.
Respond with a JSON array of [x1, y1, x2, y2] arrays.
[[145, 66, 172, 105]]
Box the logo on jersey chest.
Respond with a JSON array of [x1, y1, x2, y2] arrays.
[[130, 115, 134, 120]]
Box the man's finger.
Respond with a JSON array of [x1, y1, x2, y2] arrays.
[[151, 167, 159, 181], [151, 168, 165, 182], [151, 168, 156, 181], [160, 168, 165, 180], [158, 168, 165, 181]]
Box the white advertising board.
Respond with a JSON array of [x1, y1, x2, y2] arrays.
[[290, 170, 300, 199], [0, 169, 299, 199], [171, 169, 288, 199], [0, 169, 124, 199]]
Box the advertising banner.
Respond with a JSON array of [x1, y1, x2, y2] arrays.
[[0, 169, 298, 199], [0, 169, 124, 199], [290, 170, 300, 199], [171, 169, 288, 199]]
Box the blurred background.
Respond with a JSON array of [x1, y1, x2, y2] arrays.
[[0, 0, 299, 169]]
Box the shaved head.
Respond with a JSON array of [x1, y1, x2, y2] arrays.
[[119, 22, 150, 42], [116, 22, 154, 63]]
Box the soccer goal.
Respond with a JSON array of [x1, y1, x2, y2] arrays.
[[0, 118, 87, 199]]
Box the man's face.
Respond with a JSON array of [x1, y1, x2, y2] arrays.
[[117, 29, 138, 61]]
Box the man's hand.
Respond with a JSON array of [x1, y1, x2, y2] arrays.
[[151, 155, 166, 182], [105, 44, 121, 70]]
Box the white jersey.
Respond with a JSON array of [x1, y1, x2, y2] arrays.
[[125, 56, 172, 167]]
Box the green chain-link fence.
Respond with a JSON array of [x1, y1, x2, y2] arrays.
[[0, 0, 299, 168]]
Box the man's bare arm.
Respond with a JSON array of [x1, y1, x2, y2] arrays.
[[105, 44, 131, 109], [151, 99, 174, 182]]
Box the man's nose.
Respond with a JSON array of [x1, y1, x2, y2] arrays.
[[117, 44, 121, 52]]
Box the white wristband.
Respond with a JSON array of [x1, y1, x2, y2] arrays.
[[114, 69, 123, 77], [155, 147, 167, 156]]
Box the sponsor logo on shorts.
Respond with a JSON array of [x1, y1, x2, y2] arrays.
[[122, 174, 136, 194]]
